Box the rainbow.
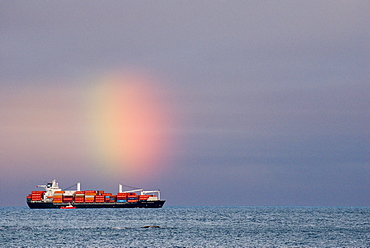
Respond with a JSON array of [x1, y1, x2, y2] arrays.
[[86, 71, 175, 179]]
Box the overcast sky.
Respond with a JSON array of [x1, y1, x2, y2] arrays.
[[1, 1, 369, 206]]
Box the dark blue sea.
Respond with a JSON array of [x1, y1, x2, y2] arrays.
[[1, 206, 369, 247]]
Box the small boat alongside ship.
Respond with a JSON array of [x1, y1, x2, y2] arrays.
[[60, 204, 76, 209], [26, 180, 165, 209]]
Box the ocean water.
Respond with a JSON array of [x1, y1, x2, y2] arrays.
[[1, 206, 369, 247]]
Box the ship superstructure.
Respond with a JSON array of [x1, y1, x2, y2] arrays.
[[26, 180, 165, 209]]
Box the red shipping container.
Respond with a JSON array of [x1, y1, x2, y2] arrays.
[[139, 195, 150, 200], [84, 190, 97, 193], [117, 193, 130, 196], [32, 191, 45, 194]]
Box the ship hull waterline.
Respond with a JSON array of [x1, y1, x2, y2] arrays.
[[27, 200, 165, 209]]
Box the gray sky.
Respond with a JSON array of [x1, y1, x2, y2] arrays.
[[1, 1, 369, 206]]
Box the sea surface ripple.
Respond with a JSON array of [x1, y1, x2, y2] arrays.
[[1, 206, 369, 247]]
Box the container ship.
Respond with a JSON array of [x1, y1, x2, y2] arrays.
[[26, 180, 165, 209]]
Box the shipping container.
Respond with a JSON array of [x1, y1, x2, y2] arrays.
[[31, 193, 44, 196], [84, 193, 96, 196], [139, 195, 150, 200], [84, 190, 97, 194], [32, 191, 45, 194]]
